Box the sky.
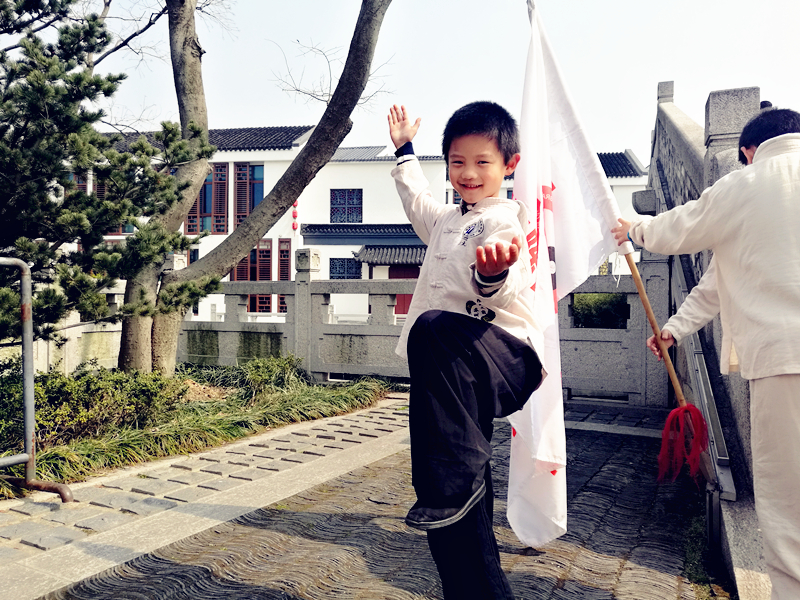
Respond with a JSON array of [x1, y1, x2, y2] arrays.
[[96, 0, 800, 168]]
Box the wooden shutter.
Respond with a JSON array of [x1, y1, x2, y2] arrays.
[[235, 163, 250, 227], [212, 163, 228, 233]]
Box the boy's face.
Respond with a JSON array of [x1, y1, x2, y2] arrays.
[[448, 134, 520, 205]]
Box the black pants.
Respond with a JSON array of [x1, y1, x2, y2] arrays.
[[407, 310, 543, 599]]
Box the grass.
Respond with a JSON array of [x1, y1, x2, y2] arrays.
[[683, 515, 737, 599], [0, 359, 390, 499]]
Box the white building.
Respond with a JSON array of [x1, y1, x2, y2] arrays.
[[108, 127, 647, 323]]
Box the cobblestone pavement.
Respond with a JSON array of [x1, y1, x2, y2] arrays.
[[0, 397, 728, 600]]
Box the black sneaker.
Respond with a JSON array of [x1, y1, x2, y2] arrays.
[[405, 481, 486, 531]]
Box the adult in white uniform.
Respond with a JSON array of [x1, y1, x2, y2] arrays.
[[613, 108, 800, 600]]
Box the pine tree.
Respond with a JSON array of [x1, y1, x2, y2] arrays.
[[0, 0, 214, 346]]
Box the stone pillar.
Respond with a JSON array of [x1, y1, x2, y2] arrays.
[[368, 294, 397, 326], [704, 87, 760, 188], [294, 248, 320, 372], [224, 294, 248, 323], [657, 81, 674, 104]]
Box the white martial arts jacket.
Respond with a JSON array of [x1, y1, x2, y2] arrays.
[[628, 133, 800, 380]]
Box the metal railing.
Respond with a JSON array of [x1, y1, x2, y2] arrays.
[[0, 258, 72, 502], [671, 255, 735, 551]]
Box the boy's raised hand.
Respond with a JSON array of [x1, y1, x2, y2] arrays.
[[388, 105, 421, 149], [476, 236, 522, 277]]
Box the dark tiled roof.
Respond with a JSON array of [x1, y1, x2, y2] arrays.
[[110, 126, 314, 152], [597, 152, 646, 178], [301, 223, 416, 236], [300, 223, 424, 246], [353, 245, 426, 265], [332, 146, 442, 162]]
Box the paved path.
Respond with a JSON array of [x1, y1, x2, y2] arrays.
[[0, 395, 729, 599]]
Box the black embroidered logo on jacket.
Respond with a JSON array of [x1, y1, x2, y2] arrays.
[[459, 219, 485, 246], [466, 299, 496, 322]]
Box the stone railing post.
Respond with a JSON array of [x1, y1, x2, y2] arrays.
[[224, 294, 248, 323], [704, 87, 760, 189], [368, 294, 397, 326], [294, 248, 320, 370]]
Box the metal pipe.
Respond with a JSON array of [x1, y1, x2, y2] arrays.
[[0, 258, 73, 502]]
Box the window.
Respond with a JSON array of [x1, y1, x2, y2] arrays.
[[186, 163, 228, 234], [235, 163, 264, 227], [278, 239, 291, 313], [230, 240, 272, 313], [507, 189, 514, 200], [330, 189, 363, 223], [330, 258, 362, 280], [453, 190, 462, 205]]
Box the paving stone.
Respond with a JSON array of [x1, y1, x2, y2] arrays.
[[71, 486, 109, 504], [252, 448, 291, 460], [75, 512, 138, 533], [0, 511, 22, 526], [102, 476, 147, 492], [225, 455, 276, 469], [89, 490, 145, 511], [21, 525, 87, 550], [289, 431, 312, 438], [272, 440, 314, 453], [257, 460, 294, 473], [197, 451, 229, 463], [130, 478, 185, 497], [0, 520, 57, 541], [321, 442, 348, 450], [170, 459, 206, 471], [164, 486, 216, 503], [198, 462, 245, 476], [10, 501, 60, 517], [123, 497, 178, 516], [269, 435, 295, 443], [302, 446, 341, 457], [166, 470, 216, 485], [0, 545, 32, 562], [141, 468, 176, 480], [336, 435, 363, 445], [197, 478, 245, 492], [281, 452, 320, 464], [43, 506, 105, 525], [313, 432, 337, 441], [229, 468, 274, 482]]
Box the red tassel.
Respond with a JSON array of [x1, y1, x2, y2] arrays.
[[657, 403, 709, 482]]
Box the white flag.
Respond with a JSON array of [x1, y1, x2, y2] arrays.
[[506, 0, 633, 547]]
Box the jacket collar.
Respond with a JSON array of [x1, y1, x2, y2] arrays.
[[753, 133, 800, 163]]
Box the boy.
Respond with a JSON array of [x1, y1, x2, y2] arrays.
[[612, 107, 800, 599], [388, 102, 545, 599]]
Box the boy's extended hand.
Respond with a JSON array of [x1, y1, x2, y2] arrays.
[[388, 104, 421, 149], [476, 236, 521, 277], [611, 218, 632, 246]]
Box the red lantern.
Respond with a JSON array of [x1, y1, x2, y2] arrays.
[[292, 209, 298, 219], [293, 201, 298, 207], [292, 222, 298, 230]]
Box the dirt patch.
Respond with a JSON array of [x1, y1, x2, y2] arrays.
[[182, 379, 235, 403]]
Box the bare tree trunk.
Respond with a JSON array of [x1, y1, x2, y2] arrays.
[[118, 265, 160, 372], [147, 0, 392, 375], [119, 0, 211, 373], [152, 308, 186, 376]]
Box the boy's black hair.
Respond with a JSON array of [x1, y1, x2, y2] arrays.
[[738, 107, 800, 164], [442, 101, 520, 163]]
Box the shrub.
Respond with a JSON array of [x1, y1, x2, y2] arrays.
[[572, 293, 630, 329], [0, 359, 186, 452]]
